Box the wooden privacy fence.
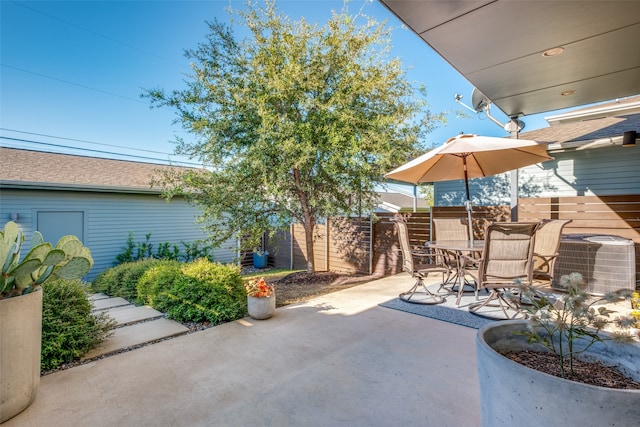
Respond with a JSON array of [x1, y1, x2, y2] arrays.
[[518, 195, 640, 283], [266, 206, 510, 276], [265, 195, 639, 284]]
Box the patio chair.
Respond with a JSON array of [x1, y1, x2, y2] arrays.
[[393, 217, 451, 305], [432, 218, 469, 241], [433, 217, 475, 289], [533, 219, 572, 283], [466, 222, 539, 319]]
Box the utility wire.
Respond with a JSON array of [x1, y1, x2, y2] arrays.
[[0, 136, 202, 167], [1, 128, 175, 156], [1, 64, 148, 104], [9, 0, 184, 67]]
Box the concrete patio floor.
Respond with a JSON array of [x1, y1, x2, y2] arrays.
[[5, 273, 481, 427]]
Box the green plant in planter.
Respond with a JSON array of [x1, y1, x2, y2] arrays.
[[512, 272, 637, 378], [1, 221, 93, 299]]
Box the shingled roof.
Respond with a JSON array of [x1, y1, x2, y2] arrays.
[[0, 148, 198, 193], [519, 95, 640, 146]]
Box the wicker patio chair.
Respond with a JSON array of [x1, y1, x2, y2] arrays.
[[466, 222, 539, 318], [533, 219, 572, 282], [393, 218, 451, 305]]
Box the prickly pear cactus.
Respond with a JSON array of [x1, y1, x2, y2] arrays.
[[0, 221, 93, 299]]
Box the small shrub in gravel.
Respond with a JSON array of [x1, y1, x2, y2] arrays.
[[137, 259, 247, 324], [41, 278, 116, 371]]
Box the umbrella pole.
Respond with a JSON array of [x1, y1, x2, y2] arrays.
[[463, 156, 474, 244]]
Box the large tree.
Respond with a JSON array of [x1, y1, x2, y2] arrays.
[[146, 1, 444, 272]]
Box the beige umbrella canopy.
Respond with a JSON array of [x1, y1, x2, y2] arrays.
[[385, 134, 553, 241]]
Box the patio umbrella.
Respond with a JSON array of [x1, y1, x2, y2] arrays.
[[384, 134, 553, 242]]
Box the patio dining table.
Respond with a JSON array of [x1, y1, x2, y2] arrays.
[[427, 240, 484, 306]]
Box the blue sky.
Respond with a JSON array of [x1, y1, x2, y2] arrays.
[[1, 0, 561, 168]]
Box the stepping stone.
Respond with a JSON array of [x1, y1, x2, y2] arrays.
[[92, 297, 132, 311], [81, 318, 189, 360], [88, 293, 110, 301], [107, 305, 164, 326]]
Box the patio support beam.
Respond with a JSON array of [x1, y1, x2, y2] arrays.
[[509, 118, 521, 221]]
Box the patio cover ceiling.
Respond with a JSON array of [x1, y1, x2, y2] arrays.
[[379, 0, 640, 118]]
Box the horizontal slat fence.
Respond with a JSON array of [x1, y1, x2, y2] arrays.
[[518, 195, 640, 282], [267, 196, 638, 287], [431, 206, 511, 240]]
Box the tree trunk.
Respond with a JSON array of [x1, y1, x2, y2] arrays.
[[303, 219, 315, 273], [293, 167, 316, 273]]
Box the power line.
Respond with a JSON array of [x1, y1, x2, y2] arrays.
[[9, 0, 184, 68], [0, 136, 203, 167], [1, 64, 148, 104], [1, 128, 175, 156]]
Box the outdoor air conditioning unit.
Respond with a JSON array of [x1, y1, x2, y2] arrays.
[[552, 234, 636, 295]]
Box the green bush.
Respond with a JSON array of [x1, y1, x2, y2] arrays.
[[137, 259, 247, 324], [136, 261, 185, 306], [93, 259, 168, 302], [41, 278, 116, 371]]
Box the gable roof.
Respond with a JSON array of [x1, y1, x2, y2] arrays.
[[518, 97, 640, 151], [520, 113, 640, 146], [0, 148, 196, 193]]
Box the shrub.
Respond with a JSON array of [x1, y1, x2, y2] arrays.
[[41, 278, 116, 371], [93, 259, 168, 302], [137, 259, 247, 324], [136, 261, 185, 306], [114, 232, 215, 265]]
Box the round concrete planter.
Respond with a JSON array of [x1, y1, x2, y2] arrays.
[[476, 320, 640, 426], [0, 289, 43, 423], [247, 294, 276, 320]]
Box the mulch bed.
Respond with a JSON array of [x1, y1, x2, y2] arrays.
[[502, 350, 640, 389]]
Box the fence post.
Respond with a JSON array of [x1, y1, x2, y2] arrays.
[[290, 223, 294, 270], [325, 219, 330, 272], [369, 215, 373, 275]]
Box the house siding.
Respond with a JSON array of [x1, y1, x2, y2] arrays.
[[0, 189, 237, 281], [435, 145, 640, 205]]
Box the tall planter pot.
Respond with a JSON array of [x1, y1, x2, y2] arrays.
[[476, 319, 640, 427], [0, 290, 43, 423]]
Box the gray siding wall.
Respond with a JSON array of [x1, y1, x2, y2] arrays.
[[434, 145, 640, 205], [0, 189, 238, 281]]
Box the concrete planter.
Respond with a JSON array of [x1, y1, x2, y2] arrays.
[[476, 320, 640, 426], [247, 294, 275, 320], [0, 290, 43, 423]]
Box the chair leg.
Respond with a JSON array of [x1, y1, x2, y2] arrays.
[[468, 290, 526, 319], [399, 275, 445, 305]]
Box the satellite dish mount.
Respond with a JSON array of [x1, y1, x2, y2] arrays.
[[455, 88, 525, 133]]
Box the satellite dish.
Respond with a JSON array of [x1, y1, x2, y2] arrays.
[[471, 88, 490, 113]]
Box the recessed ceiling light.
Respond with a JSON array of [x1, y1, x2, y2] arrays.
[[542, 47, 564, 57], [561, 90, 576, 96]]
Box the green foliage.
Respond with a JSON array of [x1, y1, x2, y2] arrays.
[[115, 231, 136, 264], [93, 259, 170, 302], [41, 278, 116, 371], [181, 240, 213, 262], [632, 292, 640, 329], [137, 259, 246, 324], [144, 1, 447, 271], [1, 221, 93, 299], [512, 273, 636, 378], [114, 231, 213, 265]]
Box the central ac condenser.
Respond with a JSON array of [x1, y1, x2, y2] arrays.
[[552, 234, 636, 295]]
